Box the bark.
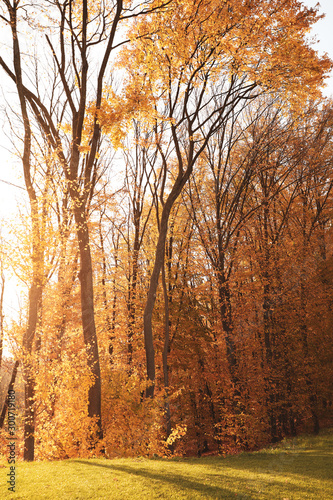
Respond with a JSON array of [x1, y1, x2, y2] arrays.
[[23, 283, 42, 461], [110, 234, 120, 360], [262, 200, 274, 364], [143, 171, 192, 397], [0, 360, 19, 429], [161, 258, 171, 438], [99, 213, 113, 361], [74, 203, 103, 437], [127, 210, 140, 365], [3, 0, 44, 460], [217, 266, 237, 378]]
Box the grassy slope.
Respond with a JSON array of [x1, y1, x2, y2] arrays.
[[1, 429, 332, 499]]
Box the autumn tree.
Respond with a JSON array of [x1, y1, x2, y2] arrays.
[[116, 0, 331, 397], [0, 0, 332, 461], [284, 102, 333, 435], [235, 99, 333, 441], [120, 123, 159, 365], [0, 0, 172, 456]]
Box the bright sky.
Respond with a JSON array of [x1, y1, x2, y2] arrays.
[[304, 0, 333, 95]]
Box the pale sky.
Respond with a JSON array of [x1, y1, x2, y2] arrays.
[[305, 0, 333, 95]]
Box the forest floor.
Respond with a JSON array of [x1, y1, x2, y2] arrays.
[[1, 428, 332, 499]]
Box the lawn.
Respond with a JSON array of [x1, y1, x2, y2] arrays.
[[1, 429, 332, 499]]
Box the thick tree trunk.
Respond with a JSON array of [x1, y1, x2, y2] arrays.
[[0, 360, 19, 429], [74, 204, 103, 439], [23, 282, 42, 461]]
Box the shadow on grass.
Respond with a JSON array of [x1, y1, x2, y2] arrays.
[[72, 460, 253, 499], [71, 432, 333, 499], [195, 450, 333, 484]]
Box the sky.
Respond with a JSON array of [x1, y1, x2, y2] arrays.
[[0, 0, 333, 319], [305, 0, 333, 95]]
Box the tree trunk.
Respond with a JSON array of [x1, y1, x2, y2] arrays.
[[0, 360, 19, 429], [217, 270, 237, 380], [143, 162, 193, 397], [23, 282, 42, 461], [127, 213, 140, 366], [99, 214, 113, 362], [161, 258, 172, 438], [74, 204, 103, 439]]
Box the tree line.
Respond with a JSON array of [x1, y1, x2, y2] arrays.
[[0, 0, 332, 460]]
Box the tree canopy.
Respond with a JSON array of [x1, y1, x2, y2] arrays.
[[0, 0, 332, 460]]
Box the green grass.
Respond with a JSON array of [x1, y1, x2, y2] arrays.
[[1, 429, 332, 499]]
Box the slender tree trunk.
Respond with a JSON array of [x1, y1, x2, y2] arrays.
[[127, 214, 140, 366], [110, 235, 120, 361], [261, 199, 280, 441], [4, 1, 44, 461], [262, 201, 274, 363], [143, 233, 164, 397], [143, 169, 192, 397], [161, 258, 171, 438], [99, 213, 113, 359], [299, 200, 320, 434], [217, 270, 237, 380], [143, 204, 173, 397]]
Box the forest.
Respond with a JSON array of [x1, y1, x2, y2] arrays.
[[0, 0, 332, 463]]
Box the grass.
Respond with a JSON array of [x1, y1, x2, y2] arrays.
[[1, 429, 332, 499]]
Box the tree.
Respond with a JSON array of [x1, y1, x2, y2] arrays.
[[238, 99, 333, 440], [0, 0, 332, 460], [0, 0, 48, 459], [0, 0, 170, 455], [116, 0, 331, 397]]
